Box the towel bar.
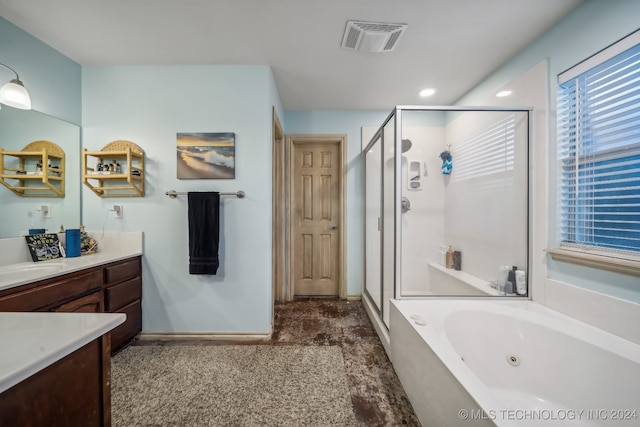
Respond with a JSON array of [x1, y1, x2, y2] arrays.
[[165, 190, 245, 198]]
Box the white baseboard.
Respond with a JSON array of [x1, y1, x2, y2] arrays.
[[138, 331, 272, 342], [346, 294, 362, 301]]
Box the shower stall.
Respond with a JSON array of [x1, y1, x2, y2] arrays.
[[363, 106, 531, 330]]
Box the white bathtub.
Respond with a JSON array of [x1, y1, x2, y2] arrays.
[[390, 299, 640, 426]]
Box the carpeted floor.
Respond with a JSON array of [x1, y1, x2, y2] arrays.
[[112, 345, 357, 426], [112, 298, 420, 426]]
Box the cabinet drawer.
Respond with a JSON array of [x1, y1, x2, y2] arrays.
[[53, 291, 103, 313], [105, 277, 141, 311], [110, 299, 141, 352], [104, 258, 140, 285], [0, 269, 103, 312]]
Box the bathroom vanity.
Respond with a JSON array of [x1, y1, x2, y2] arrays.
[[0, 232, 143, 426], [0, 255, 143, 353], [0, 312, 124, 426]]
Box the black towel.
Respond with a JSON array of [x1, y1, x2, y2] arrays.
[[188, 192, 220, 275]]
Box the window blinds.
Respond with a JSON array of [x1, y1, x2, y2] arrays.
[[557, 36, 640, 255], [452, 114, 515, 182]]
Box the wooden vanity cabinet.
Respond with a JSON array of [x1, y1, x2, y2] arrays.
[[0, 335, 112, 427], [103, 257, 142, 353], [0, 256, 141, 427], [0, 268, 103, 312], [0, 256, 142, 354]]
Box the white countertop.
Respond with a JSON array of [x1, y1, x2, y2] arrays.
[[0, 231, 143, 292], [0, 312, 125, 393]]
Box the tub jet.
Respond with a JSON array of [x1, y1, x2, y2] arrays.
[[506, 354, 521, 366]]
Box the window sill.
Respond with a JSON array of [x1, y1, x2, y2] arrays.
[[546, 248, 640, 277]]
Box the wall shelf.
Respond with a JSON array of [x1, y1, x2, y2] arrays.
[[82, 140, 145, 198], [0, 140, 65, 197]]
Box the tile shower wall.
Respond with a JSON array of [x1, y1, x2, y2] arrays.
[[399, 127, 446, 294]]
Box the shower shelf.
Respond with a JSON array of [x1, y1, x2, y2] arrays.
[[428, 263, 501, 296]]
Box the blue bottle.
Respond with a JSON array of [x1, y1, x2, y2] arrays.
[[65, 229, 81, 257]]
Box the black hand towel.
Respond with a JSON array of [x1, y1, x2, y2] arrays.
[[188, 192, 220, 275]]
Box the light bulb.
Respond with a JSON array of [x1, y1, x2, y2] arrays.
[[0, 79, 32, 109]]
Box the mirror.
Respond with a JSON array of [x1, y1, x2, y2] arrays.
[[0, 107, 80, 238]]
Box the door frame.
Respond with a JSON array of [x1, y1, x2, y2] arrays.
[[285, 134, 347, 300], [272, 108, 285, 304]]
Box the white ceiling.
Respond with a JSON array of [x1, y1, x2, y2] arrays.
[[0, 0, 583, 110]]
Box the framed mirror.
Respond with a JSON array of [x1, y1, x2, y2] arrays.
[[0, 107, 80, 238]]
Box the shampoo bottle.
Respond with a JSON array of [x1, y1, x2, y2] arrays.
[[505, 280, 514, 295], [515, 270, 527, 295], [446, 246, 454, 269], [506, 266, 518, 295], [507, 266, 517, 285]]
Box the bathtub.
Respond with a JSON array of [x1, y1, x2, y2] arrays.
[[389, 299, 640, 426]]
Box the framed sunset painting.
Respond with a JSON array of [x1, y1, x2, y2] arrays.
[[176, 132, 236, 179]]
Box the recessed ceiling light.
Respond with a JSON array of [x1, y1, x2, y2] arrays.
[[419, 88, 437, 97], [496, 90, 512, 97]]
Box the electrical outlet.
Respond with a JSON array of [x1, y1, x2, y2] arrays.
[[39, 204, 51, 218], [112, 204, 123, 219]]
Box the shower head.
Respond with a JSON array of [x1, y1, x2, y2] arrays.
[[401, 139, 412, 153]]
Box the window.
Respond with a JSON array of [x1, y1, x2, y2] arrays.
[[554, 30, 640, 271]]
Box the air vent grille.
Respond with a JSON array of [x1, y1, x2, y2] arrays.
[[344, 27, 361, 49], [384, 31, 402, 51], [341, 20, 408, 52]]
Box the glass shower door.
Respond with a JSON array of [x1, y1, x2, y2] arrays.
[[364, 132, 382, 312], [363, 111, 397, 328]]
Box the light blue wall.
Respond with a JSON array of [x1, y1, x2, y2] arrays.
[[0, 18, 82, 239], [457, 0, 640, 301], [284, 110, 389, 295], [0, 17, 81, 125], [82, 65, 277, 333]]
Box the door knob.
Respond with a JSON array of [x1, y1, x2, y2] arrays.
[[329, 224, 338, 230]]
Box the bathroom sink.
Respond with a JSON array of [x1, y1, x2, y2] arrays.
[[0, 263, 65, 282]]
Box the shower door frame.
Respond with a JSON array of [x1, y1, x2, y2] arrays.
[[362, 108, 398, 326], [362, 105, 533, 329], [362, 128, 383, 316]]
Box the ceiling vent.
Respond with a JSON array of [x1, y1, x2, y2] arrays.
[[341, 20, 408, 53]]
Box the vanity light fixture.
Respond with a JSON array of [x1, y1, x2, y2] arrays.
[[496, 90, 513, 98], [0, 63, 32, 110], [419, 88, 437, 97]]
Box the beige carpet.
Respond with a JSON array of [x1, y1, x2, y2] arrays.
[[111, 345, 357, 426]]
